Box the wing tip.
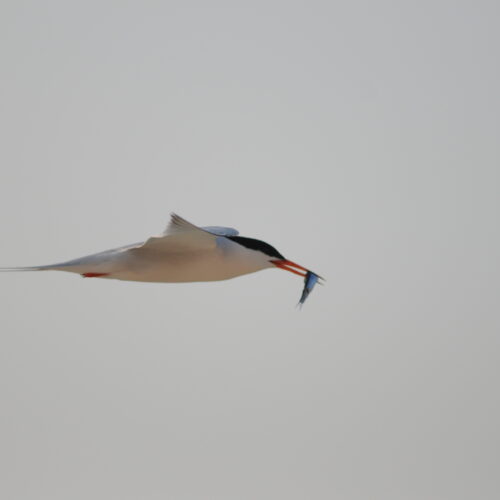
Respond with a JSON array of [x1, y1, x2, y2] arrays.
[[171, 212, 189, 223], [161, 212, 204, 237]]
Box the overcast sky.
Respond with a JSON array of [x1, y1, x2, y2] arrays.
[[1, 1, 499, 499]]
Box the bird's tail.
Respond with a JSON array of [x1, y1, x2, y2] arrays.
[[0, 265, 53, 272]]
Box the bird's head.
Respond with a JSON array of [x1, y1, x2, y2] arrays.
[[227, 235, 312, 277], [226, 235, 324, 305]]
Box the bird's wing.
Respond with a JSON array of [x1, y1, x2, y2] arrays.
[[162, 213, 205, 236], [133, 213, 237, 253], [200, 226, 239, 237], [162, 213, 238, 237]]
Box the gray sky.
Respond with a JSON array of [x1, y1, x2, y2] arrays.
[[1, 1, 499, 499]]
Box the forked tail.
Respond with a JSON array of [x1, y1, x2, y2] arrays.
[[0, 265, 53, 272]]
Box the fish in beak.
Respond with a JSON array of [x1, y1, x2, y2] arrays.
[[298, 271, 321, 307], [270, 259, 324, 306]]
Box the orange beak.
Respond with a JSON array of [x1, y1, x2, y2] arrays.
[[270, 259, 309, 277]]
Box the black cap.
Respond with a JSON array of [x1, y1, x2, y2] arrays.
[[227, 236, 285, 260]]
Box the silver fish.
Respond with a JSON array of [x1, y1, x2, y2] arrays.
[[298, 270, 322, 307]]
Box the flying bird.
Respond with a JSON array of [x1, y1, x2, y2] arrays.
[[1, 214, 323, 305]]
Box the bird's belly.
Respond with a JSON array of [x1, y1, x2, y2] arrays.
[[112, 251, 260, 283]]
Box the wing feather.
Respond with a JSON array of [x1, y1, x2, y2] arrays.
[[200, 226, 239, 237], [163, 213, 203, 236], [164, 213, 239, 237], [134, 213, 237, 253]]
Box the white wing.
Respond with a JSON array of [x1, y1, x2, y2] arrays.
[[163, 213, 238, 237], [134, 213, 238, 253]]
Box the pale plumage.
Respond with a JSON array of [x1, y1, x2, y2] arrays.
[[1, 213, 323, 304]]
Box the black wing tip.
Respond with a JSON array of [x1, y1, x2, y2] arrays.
[[168, 213, 199, 231], [170, 212, 184, 225]]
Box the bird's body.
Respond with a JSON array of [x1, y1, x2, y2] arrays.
[[2, 213, 323, 304], [46, 237, 272, 283]]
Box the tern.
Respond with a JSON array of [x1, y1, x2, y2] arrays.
[[1, 214, 323, 303]]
